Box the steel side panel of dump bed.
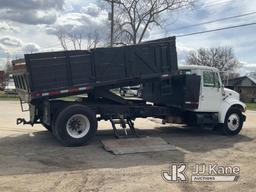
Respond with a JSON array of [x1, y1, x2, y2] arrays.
[[93, 41, 177, 82], [26, 50, 92, 91], [13, 37, 178, 102]]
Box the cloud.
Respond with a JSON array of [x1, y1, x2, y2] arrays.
[[0, 44, 8, 57], [236, 62, 256, 75], [0, 22, 19, 32], [240, 62, 256, 73], [0, 0, 64, 10], [177, 42, 194, 53], [0, 10, 57, 25], [47, 3, 108, 40], [0, 41, 40, 69], [0, 0, 254, 75], [81, 3, 102, 17], [0, 36, 23, 47], [148, 0, 256, 72], [176, 42, 194, 65], [22, 43, 40, 53], [0, 45, 9, 69], [0, 0, 65, 25]]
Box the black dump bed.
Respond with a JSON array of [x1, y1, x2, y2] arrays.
[[13, 37, 178, 102]]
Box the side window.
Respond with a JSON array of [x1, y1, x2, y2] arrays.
[[203, 71, 215, 87], [203, 71, 219, 88]]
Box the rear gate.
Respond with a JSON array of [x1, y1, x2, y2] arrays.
[[13, 72, 31, 102]]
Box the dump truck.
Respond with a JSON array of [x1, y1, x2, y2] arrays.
[[13, 37, 246, 146]]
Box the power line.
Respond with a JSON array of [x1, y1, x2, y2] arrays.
[[173, 11, 256, 31], [200, 0, 233, 9], [172, 0, 235, 13], [176, 22, 256, 37], [43, 22, 256, 49]]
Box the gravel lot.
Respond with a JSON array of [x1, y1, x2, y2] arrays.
[[0, 100, 255, 192]]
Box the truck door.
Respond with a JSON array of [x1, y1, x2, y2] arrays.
[[199, 70, 221, 112]]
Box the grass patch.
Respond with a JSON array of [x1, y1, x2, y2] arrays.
[[246, 103, 256, 111], [0, 91, 18, 100]]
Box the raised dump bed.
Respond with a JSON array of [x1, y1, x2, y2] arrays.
[[13, 37, 178, 103]]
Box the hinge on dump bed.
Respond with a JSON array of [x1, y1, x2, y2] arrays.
[[110, 117, 138, 139]]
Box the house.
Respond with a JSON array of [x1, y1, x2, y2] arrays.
[[226, 76, 256, 103]]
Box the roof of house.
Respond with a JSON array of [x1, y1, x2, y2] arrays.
[[247, 76, 256, 84], [227, 75, 256, 87]]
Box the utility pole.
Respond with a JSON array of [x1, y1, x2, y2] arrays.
[[110, 0, 114, 47], [105, 0, 121, 47]]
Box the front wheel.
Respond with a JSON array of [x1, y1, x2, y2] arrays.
[[54, 104, 98, 147], [222, 108, 243, 136]]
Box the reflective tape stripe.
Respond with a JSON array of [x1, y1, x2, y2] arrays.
[[42, 93, 49, 97], [60, 90, 69, 94], [79, 87, 87, 91], [33, 86, 92, 97], [161, 74, 169, 78], [69, 88, 79, 93], [185, 101, 199, 104]]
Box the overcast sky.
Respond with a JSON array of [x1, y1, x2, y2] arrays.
[[0, 0, 255, 74]]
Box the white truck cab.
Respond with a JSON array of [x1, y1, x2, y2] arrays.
[[179, 65, 246, 135]]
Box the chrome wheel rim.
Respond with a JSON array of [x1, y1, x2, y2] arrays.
[[66, 114, 90, 138], [227, 114, 240, 131]]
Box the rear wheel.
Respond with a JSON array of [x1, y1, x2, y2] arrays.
[[54, 104, 98, 147], [222, 108, 243, 136]]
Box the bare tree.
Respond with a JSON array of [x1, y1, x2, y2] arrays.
[[111, 0, 194, 45], [56, 31, 68, 50], [186, 47, 240, 72], [56, 30, 68, 50], [86, 31, 100, 49], [67, 31, 84, 50], [57, 30, 82, 50], [56, 29, 101, 50]]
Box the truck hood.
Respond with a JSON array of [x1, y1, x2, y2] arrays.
[[223, 88, 240, 100]]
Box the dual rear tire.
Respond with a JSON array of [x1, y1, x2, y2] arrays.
[[53, 104, 98, 147]]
